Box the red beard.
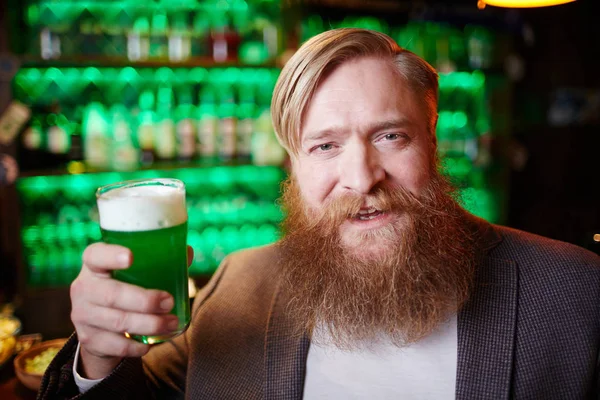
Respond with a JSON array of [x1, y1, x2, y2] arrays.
[[278, 173, 478, 349]]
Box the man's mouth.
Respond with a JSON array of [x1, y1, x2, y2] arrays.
[[353, 207, 384, 221]]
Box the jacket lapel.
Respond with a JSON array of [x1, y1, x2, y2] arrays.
[[456, 222, 518, 400], [264, 282, 310, 400]]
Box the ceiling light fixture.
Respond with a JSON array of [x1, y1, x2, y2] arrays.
[[477, 0, 576, 9]]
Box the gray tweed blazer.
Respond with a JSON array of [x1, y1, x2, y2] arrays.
[[39, 216, 600, 399]]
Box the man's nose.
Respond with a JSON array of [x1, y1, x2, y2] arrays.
[[339, 142, 385, 195]]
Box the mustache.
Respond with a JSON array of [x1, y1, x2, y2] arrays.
[[281, 179, 439, 233]]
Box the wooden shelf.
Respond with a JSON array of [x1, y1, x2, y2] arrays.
[[19, 55, 281, 69]]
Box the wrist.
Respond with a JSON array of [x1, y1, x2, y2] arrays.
[[79, 346, 122, 380]]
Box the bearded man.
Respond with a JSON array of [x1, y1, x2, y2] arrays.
[[40, 29, 600, 400]]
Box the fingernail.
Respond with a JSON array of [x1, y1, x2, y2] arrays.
[[160, 297, 174, 311], [168, 318, 179, 331], [116, 252, 130, 267]]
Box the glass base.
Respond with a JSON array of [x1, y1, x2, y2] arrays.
[[124, 322, 190, 345]]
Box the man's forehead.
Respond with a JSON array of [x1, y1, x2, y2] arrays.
[[311, 88, 371, 113], [304, 82, 416, 130], [313, 62, 396, 98]]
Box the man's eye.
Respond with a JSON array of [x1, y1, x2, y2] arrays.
[[384, 133, 400, 141], [318, 143, 334, 151]]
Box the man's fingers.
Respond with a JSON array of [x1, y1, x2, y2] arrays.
[[73, 277, 173, 313], [82, 243, 132, 274], [75, 306, 179, 336], [187, 245, 194, 268], [78, 329, 151, 359]]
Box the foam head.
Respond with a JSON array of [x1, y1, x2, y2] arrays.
[[97, 182, 187, 232]]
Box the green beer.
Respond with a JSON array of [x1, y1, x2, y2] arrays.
[[96, 179, 190, 344]]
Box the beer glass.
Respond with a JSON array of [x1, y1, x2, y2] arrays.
[[96, 178, 190, 344]]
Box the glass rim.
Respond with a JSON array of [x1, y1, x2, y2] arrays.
[[96, 178, 185, 200]]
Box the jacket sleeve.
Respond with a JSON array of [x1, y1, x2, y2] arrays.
[[36, 260, 229, 400], [36, 333, 153, 400], [597, 317, 600, 399]]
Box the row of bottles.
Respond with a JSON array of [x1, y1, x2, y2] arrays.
[[18, 166, 285, 223], [27, 0, 281, 64], [19, 82, 286, 171], [18, 165, 285, 285], [302, 16, 497, 72], [80, 83, 274, 168], [27, 222, 280, 286]]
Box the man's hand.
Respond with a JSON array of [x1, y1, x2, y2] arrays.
[[71, 243, 194, 379]]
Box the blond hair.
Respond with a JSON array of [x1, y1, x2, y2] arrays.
[[272, 28, 439, 156]]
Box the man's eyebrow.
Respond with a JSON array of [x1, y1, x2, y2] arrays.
[[304, 118, 414, 143], [303, 127, 346, 143], [365, 118, 414, 134]]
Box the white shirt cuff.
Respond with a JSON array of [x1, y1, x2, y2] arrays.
[[73, 342, 104, 393]]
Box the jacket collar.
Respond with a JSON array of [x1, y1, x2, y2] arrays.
[[456, 215, 517, 399], [264, 280, 310, 400], [264, 215, 514, 399]]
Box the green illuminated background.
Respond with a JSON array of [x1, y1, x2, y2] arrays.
[[14, 0, 506, 287]]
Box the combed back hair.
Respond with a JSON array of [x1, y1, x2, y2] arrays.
[[271, 28, 440, 156]]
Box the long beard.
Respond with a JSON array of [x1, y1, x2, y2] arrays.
[[277, 173, 478, 350]]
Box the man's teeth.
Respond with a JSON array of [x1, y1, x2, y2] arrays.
[[358, 207, 377, 215], [358, 214, 379, 220], [356, 208, 382, 220]]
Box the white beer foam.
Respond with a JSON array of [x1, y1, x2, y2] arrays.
[[98, 184, 187, 232]]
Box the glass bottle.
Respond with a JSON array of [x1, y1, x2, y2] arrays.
[[150, 9, 169, 59], [217, 84, 237, 160], [128, 17, 150, 61], [110, 104, 139, 171], [175, 86, 197, 161], [191, 6, 210, 57], [196, 85, 218, 162], [169, 12, 192, 62], [155, 84, 177, 161], [236, 83, 256, 161], [82, 102, 111, 169], [209, 10, 241, 62], [136, 90, 157, 165]]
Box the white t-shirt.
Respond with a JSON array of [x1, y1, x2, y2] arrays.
[[303, 315, 457, 399], [75, 315, 457, 397]]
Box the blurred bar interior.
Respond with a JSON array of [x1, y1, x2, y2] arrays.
[[0, 0, 598, 349]]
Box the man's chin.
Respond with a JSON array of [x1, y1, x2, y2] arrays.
[[339, 215, 406, 252], [340, 236, 397, 263]]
